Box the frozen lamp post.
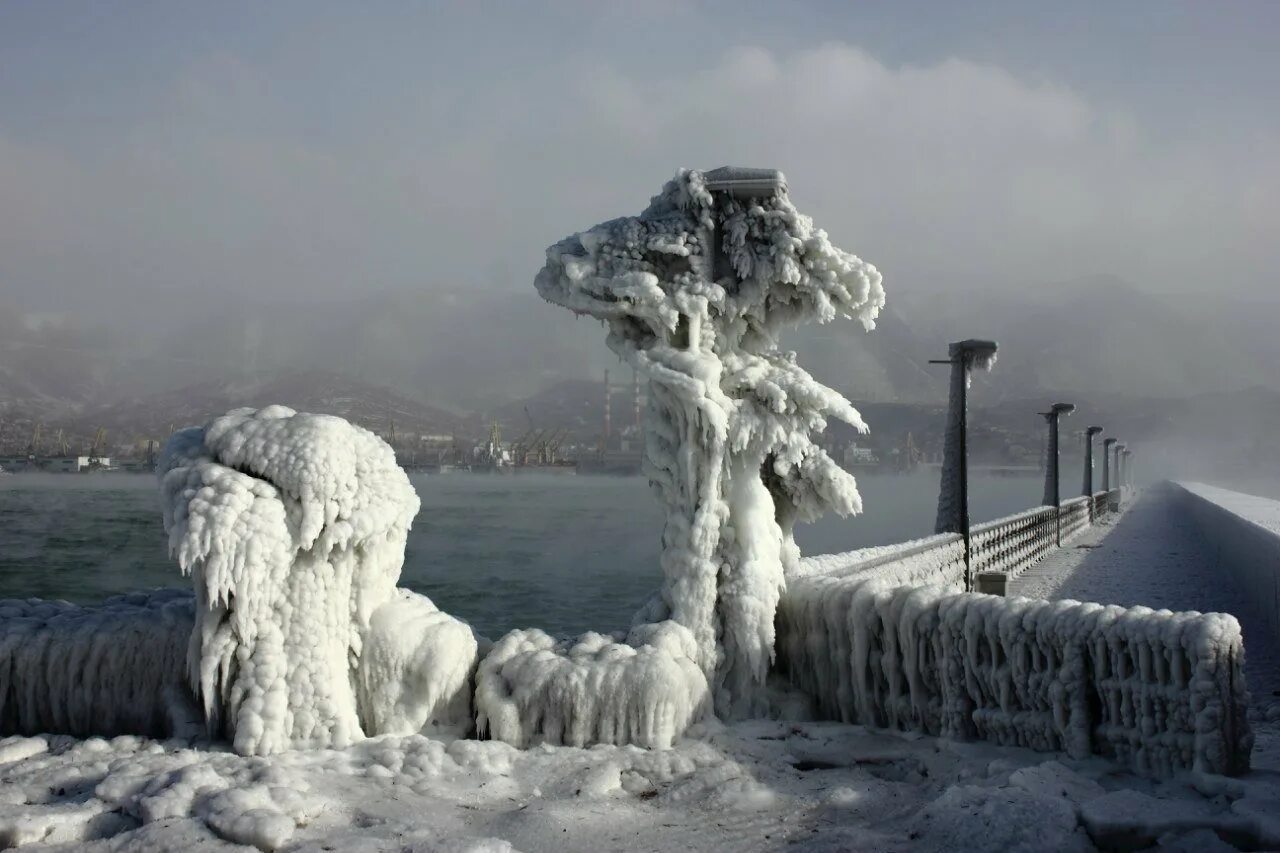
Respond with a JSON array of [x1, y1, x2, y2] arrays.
[[1113, 442, 1126, 506], [1040, 403, 1076, 545], [931, 339, 999, 591], [1083, 426, 1103, 497], [1102, 437, 1118, 491]]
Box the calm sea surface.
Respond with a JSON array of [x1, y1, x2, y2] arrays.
[[0, 470, 1040, 637]]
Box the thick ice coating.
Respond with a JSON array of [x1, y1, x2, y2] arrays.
[[159, 405, 473, 754], [527, 168, 885, 724]]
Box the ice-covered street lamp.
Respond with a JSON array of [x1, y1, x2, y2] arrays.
[[1102, 437, 1118, 491], [931, 339, 999, 591], [1041, 403, 1076, 545], [1083, 426, 1104, 495], [1113, 442, 1126, 504]]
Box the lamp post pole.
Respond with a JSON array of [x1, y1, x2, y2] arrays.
[[1113, 443, 1126, 505], [1083, 426, 1103, 520], [1102, 437, 1117, 492], [931, 339, 999, 592], [1040, 403, 1076, 545]]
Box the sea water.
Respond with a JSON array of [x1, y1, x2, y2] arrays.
[[0, 470, 1040, 637]]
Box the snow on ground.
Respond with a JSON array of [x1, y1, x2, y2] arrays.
[[5, 715, 1278, 852]]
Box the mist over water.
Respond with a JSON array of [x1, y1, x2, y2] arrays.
[[1, 470, 1042, 637]]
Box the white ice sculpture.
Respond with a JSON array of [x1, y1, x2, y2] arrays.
[[160, 405, 476, 754], [482, 168, 884, 742]]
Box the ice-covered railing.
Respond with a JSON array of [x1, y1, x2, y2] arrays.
[[798, 495, 1104, 595], [1173, 482, 1280, 637], [775, 579, 1253, 776], [968, 505, 1058, 579], [0, 591, 197, 738], [1059, 495, 1092, 544]]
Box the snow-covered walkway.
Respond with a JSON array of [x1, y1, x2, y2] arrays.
[[1010, 485, 1280, 701]]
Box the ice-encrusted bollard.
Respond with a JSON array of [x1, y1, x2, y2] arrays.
[[160, 406, 477, 754], [491, 167, 884, 740]]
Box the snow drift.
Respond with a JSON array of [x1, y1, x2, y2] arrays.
[[514, 167, 883, 745], [158, 405, 476, 754]]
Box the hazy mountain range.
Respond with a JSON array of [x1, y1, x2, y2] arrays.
[[2, 274, 1276, 455]]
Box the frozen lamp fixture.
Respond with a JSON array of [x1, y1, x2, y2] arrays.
[[527, 166, 885, 733], [931, 338, 998, 590]]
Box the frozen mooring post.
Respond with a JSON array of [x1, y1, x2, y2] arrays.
[[158, 408, 479, 754], [512, 167, 884, 732]]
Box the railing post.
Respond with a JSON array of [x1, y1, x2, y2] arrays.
[[1040, 403, 1075, 546], [1083, 426, 1103, 521], [931, 339, 998, 592]]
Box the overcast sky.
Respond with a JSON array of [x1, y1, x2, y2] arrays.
[[2, 1, 1277, 322]]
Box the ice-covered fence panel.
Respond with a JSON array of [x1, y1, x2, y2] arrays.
[[775, 576, 1252, 776], [0, 590, 199, 739], [968, 505, 1057, 577], [1091, 490, 1110, 520], [1174, 482, 1280, 637], [794, 533, 966, 590], [1059, 495, 1092, 542]]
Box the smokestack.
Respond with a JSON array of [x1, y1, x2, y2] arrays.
[[603, 369, 612, 447], [633, 368, 641, 430]]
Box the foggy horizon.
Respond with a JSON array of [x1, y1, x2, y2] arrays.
[[3, 1, 1279, 420]]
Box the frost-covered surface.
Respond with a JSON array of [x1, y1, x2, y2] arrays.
[[0, 591, 199, 740], [777, 572, 1252, 776], [475, 624, 708, 749], [156, 406, 475, 754], [5, 717, 1278, 852], [530, 168, 883, 730]]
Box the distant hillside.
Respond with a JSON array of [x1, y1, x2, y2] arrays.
[[0, 371, 465, 453], [2, 276, 1277, 447]]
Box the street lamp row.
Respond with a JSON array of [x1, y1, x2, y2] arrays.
[[930, 339, 1134, 590]]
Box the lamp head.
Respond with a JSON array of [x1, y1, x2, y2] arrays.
[[703, 166, 787, 198]]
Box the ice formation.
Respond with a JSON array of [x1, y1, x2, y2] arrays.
[[0, 591, 199, 739], [527, 167, 883, 730], [159, 405, 475, 754], [778, 573, 1253, 776], [476, 623, 709, 749]]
